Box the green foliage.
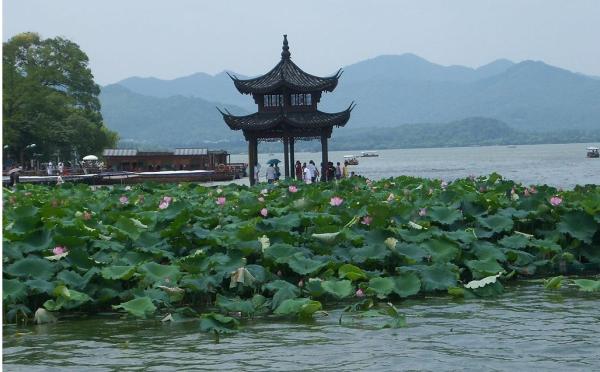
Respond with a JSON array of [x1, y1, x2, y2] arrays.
[[3, 32, 117, 163], [2, 174, 600, 330], [113, 297, 157, 318]]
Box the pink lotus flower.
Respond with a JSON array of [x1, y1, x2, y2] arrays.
[[158, 201, 169, 209], [162, 196, 173, 204], [550, 196, 562, 206], [53, 246, 67, 255], [361, 216, 373, 226], [355, 288, 365, 298], [330, 196, 344, 206], [119, 196, 128, 204], [288, 185, 298, 193], [260, 208, 268, 217], [216, 197, 226, 205], [83, 211, 92, 221], [258, 196, 265, 202], [419, 208, 427, 217]]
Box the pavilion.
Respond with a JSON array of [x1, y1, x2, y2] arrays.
[[219, 35, 354, 185]]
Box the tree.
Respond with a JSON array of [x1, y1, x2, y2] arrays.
[[3, 32, 117, 166]]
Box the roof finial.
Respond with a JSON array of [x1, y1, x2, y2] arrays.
[[281, 34, 291, 60]]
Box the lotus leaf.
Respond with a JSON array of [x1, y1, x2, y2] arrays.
[[464, 272, 502, 289], [573, 279, 600, 292], [274, 298, 322, 319], [416, 263, 458, 291], [3, 279, 27, 303], [33, 308, 57, 324], [264, 280, 300, 310], [286, 253, 327, 275], [421, 238, 460, 263], [466, 258, 505, 279], [199, 313, 239, 334], [138, 262, 181, 284], [113, 297, 157, 318], [229, 267, 256, 288], [5, 256, 55, 280], [428, 206, 463, 225], [558, 211, 597, 244], [368, 277, 395, 299], [101, 266, 137, 280], [478, 215, 514, 233], [392, 271, 421, 298], [544, 275, 563, 289], [321, 279, 354, 299], [498, 234, 530, 250], [338, 264, 368, 281]]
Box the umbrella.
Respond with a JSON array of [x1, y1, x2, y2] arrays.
[[83, 155, 98, 161], [267, 159, 281, 165], [8, 167, 21, 174]]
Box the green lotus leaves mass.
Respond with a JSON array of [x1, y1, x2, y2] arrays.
[[2, 174, 599, 333]]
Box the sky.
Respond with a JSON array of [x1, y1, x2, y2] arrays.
[[3, 0, 600, 85]]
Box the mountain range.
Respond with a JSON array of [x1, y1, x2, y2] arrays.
[[100, 53, 600, 151]]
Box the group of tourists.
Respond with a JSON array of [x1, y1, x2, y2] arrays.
[[258, 159, 354, 184], [46, 161, 65, 176]]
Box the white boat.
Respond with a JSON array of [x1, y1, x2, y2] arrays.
[[361, 151, 379, 157], [343, 155, 359, 165]]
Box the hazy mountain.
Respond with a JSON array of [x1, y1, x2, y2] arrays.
[[320, 58, 600, 131], [110, 54, 600, 132], [100, 84, 247, 148], [101, 54, 600, 150], [118, 71, 254, 110]]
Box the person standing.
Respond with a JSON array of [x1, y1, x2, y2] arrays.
[[266, 164, 276, 184], [308, 160, 318, 183], [295, 161, 302, 181], [303, 163, 312, 184], [343, 161, 349, 178], [335, 162, 342, 180], [47, 161, 53, 176]]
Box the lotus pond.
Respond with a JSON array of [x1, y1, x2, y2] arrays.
[[3, 174, 600, 336]]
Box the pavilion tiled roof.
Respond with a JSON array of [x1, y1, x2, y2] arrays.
[[228, 35, 342, 95], [220, 104, 354, 131]]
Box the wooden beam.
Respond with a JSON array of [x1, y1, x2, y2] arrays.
[[321, 134, 328, 182], [248, 137, 255, 186], [283, 137, 290, 178], [289, 137, 295, 180]]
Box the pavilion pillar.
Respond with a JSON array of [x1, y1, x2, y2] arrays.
[[289, 137, 295, 180], [321, 134, 328, 181], [248, 137, 256, 186], [283, 137, 290, 178], [253, 137, 259, 183]]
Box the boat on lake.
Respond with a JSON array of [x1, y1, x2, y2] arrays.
[[343, 155, 359, 165], [361, 151, 379, 157], [587, 147, 599, 158]]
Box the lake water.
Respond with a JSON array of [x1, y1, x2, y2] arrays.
[[230, 143, 600, 188], [3, 282, 600, 371]]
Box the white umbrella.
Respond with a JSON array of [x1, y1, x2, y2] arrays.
[[82, 155, 98, 161]]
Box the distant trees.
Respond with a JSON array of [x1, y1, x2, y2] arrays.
[[3, 32, 117, 165]]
